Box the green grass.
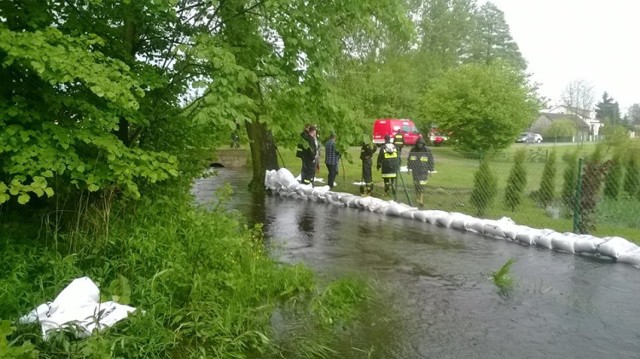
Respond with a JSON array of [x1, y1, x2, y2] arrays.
[[277, 142, 640, 243], [0, 191, 376, 358]]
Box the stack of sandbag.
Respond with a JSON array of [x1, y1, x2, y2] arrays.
[[264, 168, 640, 268]]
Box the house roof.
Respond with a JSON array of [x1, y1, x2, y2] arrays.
[[547, 105, 592, 120], [539, 112, 590, 130]]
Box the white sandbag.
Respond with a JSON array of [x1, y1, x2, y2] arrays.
[[573, 235, 606, 254], [449, 212, 471, 231], [286, 182, 301, 192], [346, 196, 362, 208], [465, 217, 486, 233], [494, 217, 518, 241], [384, 201, 407, 217], [401, 209, 418, 219], [617, 247, 640, 266], [326, 192, 341, 206], [597, 237, 637, 259], [532, 229, 557, 249], [366, 197, 389, 213], [296, 184, 314, 196], [264, 170, 277, 189], [515, 226, 536, 245], [482, 220, 506, 239], [435, 213, 454, 228], [19, 277, 136, 339], [276, 168, 297, 188], [339, 194, 355, 206], [423, 210, 449, 225], [551, 232, 578, 253], [413, 210, 430, 222]]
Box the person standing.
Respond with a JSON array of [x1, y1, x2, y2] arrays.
[[407, 137, 435, 207], [324, 132, 340, 189], [377, 134, 398, 196], [296, 125, 317, 185], [360, 141, 376, 195], [393, 128, 405, 160]]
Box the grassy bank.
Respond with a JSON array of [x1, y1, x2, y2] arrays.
[[276, 142, 639, 242], [0, 191, 376, 358]]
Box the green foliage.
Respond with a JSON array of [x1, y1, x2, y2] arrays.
[[421, 63, 539, 153], [537, 150, 557, 207], [0, 321, 38, 358], [470, 158, 498, 216], [0, 193, 375, 358], [543, 119, 577, 139], [576, 154, 609, 234], [561, 151, 579, 214], [504, 150, 527, 211], [492, 258, 515, 293], [595, 92, 621, 125]]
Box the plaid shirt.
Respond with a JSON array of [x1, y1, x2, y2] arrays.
[[324, 138, 340, 165]]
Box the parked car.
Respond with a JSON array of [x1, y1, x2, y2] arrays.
[[372, 119, 421, 145], [516, 132, 542, 143], [428, 129, 449, 146]]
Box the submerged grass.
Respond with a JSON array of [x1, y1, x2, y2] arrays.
[[0, 188, 377, 358], [492, 258, 516, 293]]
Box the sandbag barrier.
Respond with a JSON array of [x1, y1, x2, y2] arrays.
[[265, 168, 640, 268]]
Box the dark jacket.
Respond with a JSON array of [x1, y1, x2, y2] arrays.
[[360, 143, 375, 161], [407, 143, 434, 176], [393, 131, 404, 148], [377, 143, 398, 177], [296, 131, 317, 162]]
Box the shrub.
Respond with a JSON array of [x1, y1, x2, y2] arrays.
[[470, 158, 497, 216], [561, 151, 579, 215], [504, 150, 527, 211], [603, 152, 622, 200], [537, 150, 557, 206]]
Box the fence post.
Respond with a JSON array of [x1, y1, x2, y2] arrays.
[[572, 157, 584, 233]]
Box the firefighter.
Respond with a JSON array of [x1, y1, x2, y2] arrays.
[[393, 129, 405, 159], [360, 141, 376, 195], [377, 134, 398, 196], [407, 136, 435, 207]]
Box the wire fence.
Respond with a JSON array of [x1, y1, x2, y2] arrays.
[[388, 145, 640, 239]]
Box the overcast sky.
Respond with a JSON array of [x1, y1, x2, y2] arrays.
[[489, 0, 639, 113]]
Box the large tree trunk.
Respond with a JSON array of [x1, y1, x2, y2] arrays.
[[245, 119, 279, 192]]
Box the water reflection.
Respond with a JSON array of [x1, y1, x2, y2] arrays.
[[195, 169, 640, 359]]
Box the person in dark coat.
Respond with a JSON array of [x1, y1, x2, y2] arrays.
[[377, 134, 398, 196], [296, 125, 317, 185], [393, 129, 405, 163], [407, 136, 435, 207], [360, 141, 376, 195], [324, 131, 340, 189]]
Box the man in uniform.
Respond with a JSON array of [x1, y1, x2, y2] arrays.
[[377, 134, 399, 196], [360, 141, 376, 195], [407, 137, 435, 207]]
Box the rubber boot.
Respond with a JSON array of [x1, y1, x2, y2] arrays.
[[367, 183, 374, 196], [418, 193, 424, 208]]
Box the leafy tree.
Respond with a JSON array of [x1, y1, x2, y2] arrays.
[[537, 150, 557, 206], [504, 149, 527, 211], [595, 91, 621, 125], [468, 2, 527, 71], [470, 157, 497, 216], [543, 119, 577, 140], [421, 63, 539, 153]]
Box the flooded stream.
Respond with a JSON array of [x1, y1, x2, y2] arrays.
[[194, 169, 640, 358]]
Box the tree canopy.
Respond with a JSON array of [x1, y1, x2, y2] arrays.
[[420, 63, 539, 153]]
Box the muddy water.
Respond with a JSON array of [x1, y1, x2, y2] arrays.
[[194, 169, 640, 358]]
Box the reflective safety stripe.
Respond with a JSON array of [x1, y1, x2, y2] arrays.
[[381, 173, 397, 178], [384, 152, 398, 159], [420, 157, 429, 162], [409, 156, 417, 160], [419, 180, 428, 185]]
